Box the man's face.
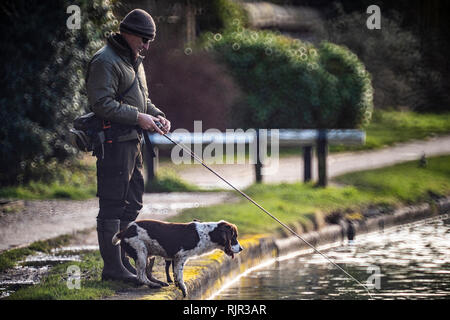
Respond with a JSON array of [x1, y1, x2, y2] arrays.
[[125, 33, 151, 57]]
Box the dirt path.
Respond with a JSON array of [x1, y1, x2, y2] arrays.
[[1, 134, 449, 252], [178, 134, 450, 189], [0, 192, 237, 252]]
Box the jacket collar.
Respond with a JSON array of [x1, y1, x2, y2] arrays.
[[107, 33, 144, 70]]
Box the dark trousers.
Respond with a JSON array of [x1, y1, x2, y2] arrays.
[[96, 139, 144, 222]]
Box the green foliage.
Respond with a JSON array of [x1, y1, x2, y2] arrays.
[[325, 7, 426, 111], [0, 247, 34, 272], [200, 24, 373, 129], [209, 0, 248, 30], [0, 160, 97, 200], [0, 0, 118, 186], [196, 0, 249, 33]]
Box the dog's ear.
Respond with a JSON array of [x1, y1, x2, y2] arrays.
[[222, 222, 238, 239], [218, 223, 233, 254], [209, 222, 234, 255]]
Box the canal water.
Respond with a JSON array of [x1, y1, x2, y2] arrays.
[[214, 215, 450, 300]]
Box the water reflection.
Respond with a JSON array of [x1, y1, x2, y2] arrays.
[[216, 216, 450, 300]]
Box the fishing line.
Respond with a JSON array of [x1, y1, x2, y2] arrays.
[[148, 128, 374, 299]]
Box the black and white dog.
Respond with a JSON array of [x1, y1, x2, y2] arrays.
[[112, 219, 243, 297]]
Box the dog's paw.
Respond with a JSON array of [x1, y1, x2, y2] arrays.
[[181, 287, 187, 298], [147, 282, 162, 289], [175, 282, 187, 297], [150, 277, 169, 287]]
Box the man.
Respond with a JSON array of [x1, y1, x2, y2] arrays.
[[87, 9, 170, 283]]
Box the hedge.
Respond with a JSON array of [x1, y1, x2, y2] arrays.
[[200, 22, 374, 130], [0, 0, 117, 186]]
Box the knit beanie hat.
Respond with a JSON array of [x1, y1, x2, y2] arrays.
[[119, 9, 156, 40]]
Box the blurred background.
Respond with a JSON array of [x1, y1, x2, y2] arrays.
[[0, 0, 449, 192]]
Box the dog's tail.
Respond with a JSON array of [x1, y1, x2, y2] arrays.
[[112, 229, 126, 246]]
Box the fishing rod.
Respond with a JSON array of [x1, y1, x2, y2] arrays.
[[147, 124, 374, 299]]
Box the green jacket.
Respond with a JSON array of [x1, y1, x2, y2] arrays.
[[87, 33, 165, 141]]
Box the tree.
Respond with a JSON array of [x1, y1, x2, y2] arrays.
[[0, 0, 117, 186]]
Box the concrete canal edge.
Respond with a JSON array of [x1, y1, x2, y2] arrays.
[[138, 197, 450, 300]]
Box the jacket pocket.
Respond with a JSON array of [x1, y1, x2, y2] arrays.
[[96, 162, 127, 200]]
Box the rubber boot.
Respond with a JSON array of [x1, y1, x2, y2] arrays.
[[97, 218, 138, 283], [120, 220, 137, 275]]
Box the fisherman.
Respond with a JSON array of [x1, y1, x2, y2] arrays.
[[86, 9, 170, 282]]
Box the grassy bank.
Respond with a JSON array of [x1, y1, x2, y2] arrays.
[[0, 161, 97, 200], [3, 155, 449, 299], [277, 110, 450, 156], [169, 155, 450, 235], [0, 165, 199, 200], [0, 235, 73, 272], [331, 110, 450, 152], [0, 232, 136, 299], [5, 250, 133, 300]]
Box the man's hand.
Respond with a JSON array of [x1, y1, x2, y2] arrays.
[[156, 115, 171, 134], [137, 113, 164, 135]]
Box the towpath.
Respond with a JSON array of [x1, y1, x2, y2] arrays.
[[178, 134, 450, 189], [1, 134, 449, 252]]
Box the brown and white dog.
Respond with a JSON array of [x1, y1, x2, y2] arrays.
[[112, 219, 243, 297]]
